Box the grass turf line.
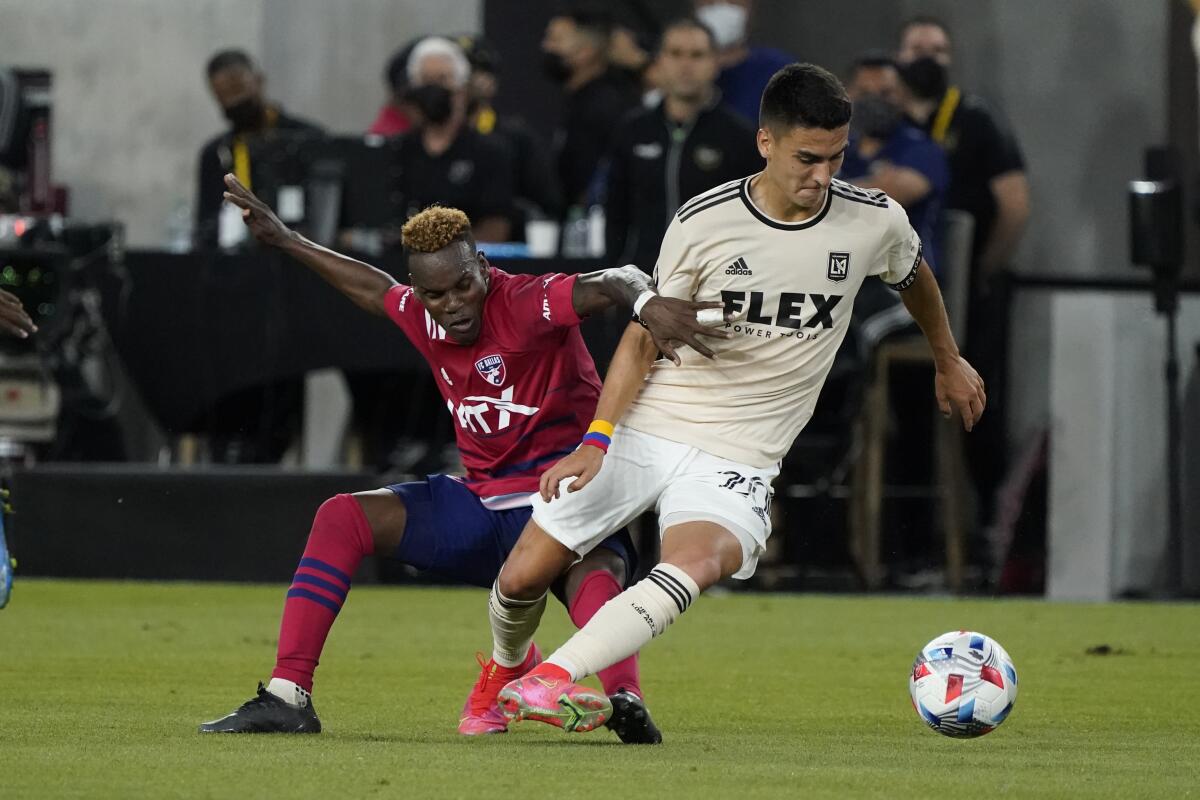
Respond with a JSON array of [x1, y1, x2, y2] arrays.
[[1, 580, 1198, 799]]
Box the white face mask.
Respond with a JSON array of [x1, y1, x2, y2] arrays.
[[696, 3, 748, 50]]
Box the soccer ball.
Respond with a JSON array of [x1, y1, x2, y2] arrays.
[[909, 630, 1018, 738]]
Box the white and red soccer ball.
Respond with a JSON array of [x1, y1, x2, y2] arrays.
[[909, 630, 1018, 738]]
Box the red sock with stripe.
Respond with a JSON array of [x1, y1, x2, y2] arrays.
[[568, 570, 644, 699], [271, 494, 374, 693]]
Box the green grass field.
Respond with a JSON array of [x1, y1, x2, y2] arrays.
[[2, 580, 1198, 798]]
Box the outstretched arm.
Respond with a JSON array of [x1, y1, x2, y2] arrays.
[[572, 264, 730, 363], [899, 260, 986, 431], [222, 174, 397, 316], [539, 321, 659, 501]]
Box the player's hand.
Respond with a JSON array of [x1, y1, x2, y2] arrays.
[[0, 289, 36, 339], [935, 355, 986, 432], [222, 173, 295, 248], [539, 446, 605, 502], [638, 296, 732, 365]]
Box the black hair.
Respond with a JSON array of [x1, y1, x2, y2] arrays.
[[206, 49, 256, 79], [455, 34, 502, 74], [849, 51, 899, 75], [759, 63, 852, 132], [562, 4, 616, 44], [658, 16, 717, 53], [898, 14, 951, 43]]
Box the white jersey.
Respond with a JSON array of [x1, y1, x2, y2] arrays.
[[622, 174, 923, 467]]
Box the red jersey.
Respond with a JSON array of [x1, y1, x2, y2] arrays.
[[384, 268, 601, 503]]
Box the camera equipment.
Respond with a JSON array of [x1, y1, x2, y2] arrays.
[[0, 219, 123, 459]]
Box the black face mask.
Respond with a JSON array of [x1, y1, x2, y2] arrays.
[[407, 84, 454, 125], [223, 97, 265, 132], [901, 57, 949, 101], [852, 94, 902, 139], [541, 51, 572, 83]]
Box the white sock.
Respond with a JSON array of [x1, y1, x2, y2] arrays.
[[265, 677, 310, 708], [546, 563, 699, 680], [488, 579, 547, 668]]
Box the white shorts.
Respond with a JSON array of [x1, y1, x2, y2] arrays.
[[531, 425, 778, 579]]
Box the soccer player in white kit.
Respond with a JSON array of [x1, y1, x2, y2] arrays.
[[476, 63, 986, 734]]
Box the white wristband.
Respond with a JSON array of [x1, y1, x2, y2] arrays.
[[632, 289, 656, 317]]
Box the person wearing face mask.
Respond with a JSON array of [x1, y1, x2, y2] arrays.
[[692, 0, 795, 125], [394, 37, 514, 244], [897, 17, 1028, 284], [840, 54, 948, 273], [195, 50, 322, 251], [541, 6, 639, 208]]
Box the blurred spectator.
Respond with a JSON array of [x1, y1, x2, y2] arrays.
[[604, 17, 760, 269], [840, 54, 948, 273], [367, 43, 417, 136], [609, 22, 659, 106], [455, 34, 563, 233], [693, 0, 795, 125], [898, 16, 1030, 531], [897, 18, 1029, 281], [395, 37, 514, 243], [195, 50, 321, 250], [541, 6, 639, 207]]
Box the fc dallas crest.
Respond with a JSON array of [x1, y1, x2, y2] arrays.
[[474, 354, 506, 386]]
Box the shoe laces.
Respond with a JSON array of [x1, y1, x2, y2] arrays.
[[238, 682, 279, 712], [467, 652, 513, 715]]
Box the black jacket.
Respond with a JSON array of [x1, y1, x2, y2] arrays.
[[604, 98, 760, 270], [194, 107, 322, 250], [558, 71, 639, 208]]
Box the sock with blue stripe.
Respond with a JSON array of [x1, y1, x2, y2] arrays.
[[271, 494, 374, 693]]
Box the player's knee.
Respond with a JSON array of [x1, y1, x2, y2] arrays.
[[576, 548, 626, 587], [497, 560, 553, 601], [661, 554, 723, 593], [348, 489, 407, 556]]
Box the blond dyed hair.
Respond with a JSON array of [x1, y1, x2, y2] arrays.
[[401, 206, 473, 253]]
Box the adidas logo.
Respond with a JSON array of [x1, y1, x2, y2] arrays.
[[725, 257, 753, 275]]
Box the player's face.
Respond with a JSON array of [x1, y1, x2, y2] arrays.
[[410, 247, 490, 344], [757, 124, 849, 211], [898, 24, 952, 68], [658, 27, 718, 101]]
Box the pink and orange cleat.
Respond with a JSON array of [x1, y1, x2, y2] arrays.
[[497, 670, 612, 733], [458, 644, 542, 736]]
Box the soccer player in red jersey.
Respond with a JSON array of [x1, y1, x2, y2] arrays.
[[199, 174, 725, 742]]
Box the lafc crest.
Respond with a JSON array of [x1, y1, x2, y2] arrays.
[[827, 251, 850, 282]]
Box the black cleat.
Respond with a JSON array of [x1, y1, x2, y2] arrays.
[[198, 683, 322, 733], [605, 689, 662, 744]]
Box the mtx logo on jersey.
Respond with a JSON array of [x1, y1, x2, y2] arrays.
[[474, 354, 506, 386], [828, 251, 850, 282]]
